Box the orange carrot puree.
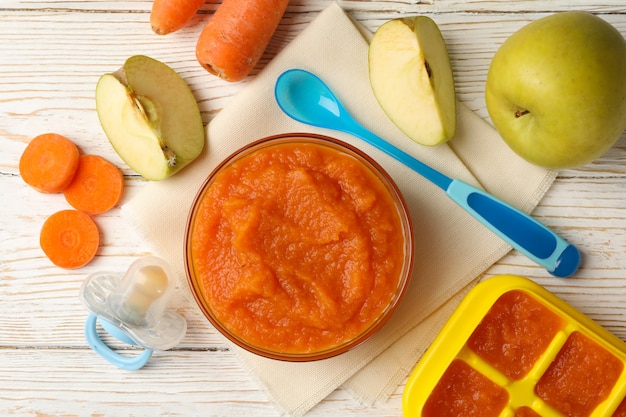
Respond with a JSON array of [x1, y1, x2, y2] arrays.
[[189, 142, 406, 353], [423, 359, 509, 417], [467, 290, 566, 380], [515, 406, 541, 417], [536, 331, 623, 417]]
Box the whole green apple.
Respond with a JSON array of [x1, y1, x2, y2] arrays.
[[486, 11, 626, 169]]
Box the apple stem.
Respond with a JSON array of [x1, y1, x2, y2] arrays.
[[425, 61, 432, 78], [515, 109, 530, 118]]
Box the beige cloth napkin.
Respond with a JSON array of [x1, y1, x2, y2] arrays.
[[122, 3, 556, 416]]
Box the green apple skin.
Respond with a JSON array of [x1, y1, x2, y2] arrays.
[[369, 16, 456, 146], [486, 12, 626, 170], [96, 55, 205, 181]]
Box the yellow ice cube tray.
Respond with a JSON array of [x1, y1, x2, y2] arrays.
[[403, 275, 626, 417]]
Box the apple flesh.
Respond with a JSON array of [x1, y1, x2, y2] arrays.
[[486, 12, 626, 169], [96, 55, 205, 180], [368, 16, 456, 146]]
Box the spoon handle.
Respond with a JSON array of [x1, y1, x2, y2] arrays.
[[446, 180, 580, 278], [346, 121, 453, 190], [346, 121, 580, 277]]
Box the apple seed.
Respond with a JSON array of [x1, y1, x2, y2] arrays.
[[164, 147, 176, 167], [425, 61, 433, 78]]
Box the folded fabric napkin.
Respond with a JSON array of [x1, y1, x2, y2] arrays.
[[122, 3, 556, 416]]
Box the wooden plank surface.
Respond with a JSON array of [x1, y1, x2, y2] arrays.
[[2, 1, 626, 416]]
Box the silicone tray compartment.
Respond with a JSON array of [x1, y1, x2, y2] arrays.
[[403, 275, 626, 417]]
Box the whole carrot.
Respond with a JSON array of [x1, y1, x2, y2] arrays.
[[195, 0, 289, 82], [150, 0, 206, 35]]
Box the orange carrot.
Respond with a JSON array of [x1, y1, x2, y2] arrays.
[[19, 133, 80, 194], [63, 154, 124, 215], [195, 0, 289, 82], [40, 209, 100, 269], [150, 0, 206, 35]]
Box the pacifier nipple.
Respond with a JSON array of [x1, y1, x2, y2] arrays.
[[111, 264, 170, 327]]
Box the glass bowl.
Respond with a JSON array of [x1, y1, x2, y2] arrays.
[[185, 133, 414, 361]]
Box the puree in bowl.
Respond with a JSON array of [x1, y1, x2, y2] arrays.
[[187, 140, 408, 355]]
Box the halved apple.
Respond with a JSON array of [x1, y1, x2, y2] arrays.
[[369, 17, 456, 146], [95, 55, 205, 180]]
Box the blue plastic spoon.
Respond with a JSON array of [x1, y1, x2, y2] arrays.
[[274, 69, 580, 278]]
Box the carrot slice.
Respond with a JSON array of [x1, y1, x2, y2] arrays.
[[19, 133, 80, 193], [195, 0, 289, 82], [150, 0, 206, 35], [63, 154, 124, 215], [40, 210, 100, 269]]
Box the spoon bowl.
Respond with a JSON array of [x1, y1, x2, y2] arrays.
[[274, 69, 349, 130]]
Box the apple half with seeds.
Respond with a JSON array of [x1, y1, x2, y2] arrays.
[[96, 55, 205, 181], [369, 16, 456, 146]]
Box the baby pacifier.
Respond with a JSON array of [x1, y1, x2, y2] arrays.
[[79, 256, 187, 370]]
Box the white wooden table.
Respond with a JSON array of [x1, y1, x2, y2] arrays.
[[2, 1, 626, 415]]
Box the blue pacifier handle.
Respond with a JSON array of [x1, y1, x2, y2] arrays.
[[85, 314, 153, 371]]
